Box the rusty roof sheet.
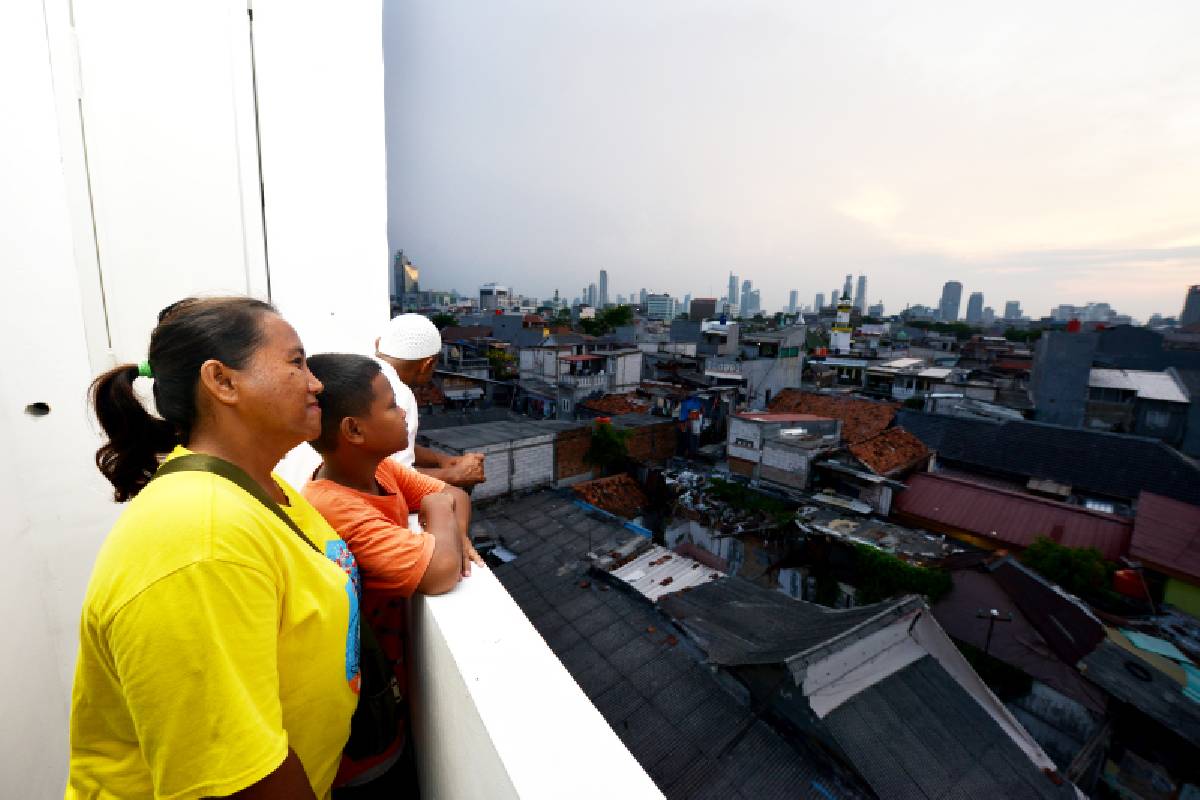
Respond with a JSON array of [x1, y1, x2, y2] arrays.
[[894, 473, 1132, 560], [609, 542, 724, 602], [768, 390, 896, 445], [848, 427, 930, 476], [580, 393, 651, 415], [1130, 491, 1200, 581]]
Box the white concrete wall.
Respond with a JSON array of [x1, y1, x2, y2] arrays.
[[252, 0, 389, 354], [1, 1, 387, 792], [0, 6, 123, 794], [409, 567, 664, 800]]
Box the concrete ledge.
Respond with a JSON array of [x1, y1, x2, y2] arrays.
[[409, 565, 663, 800]]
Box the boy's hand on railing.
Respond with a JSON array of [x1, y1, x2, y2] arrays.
[[461, 535, 484, 577]]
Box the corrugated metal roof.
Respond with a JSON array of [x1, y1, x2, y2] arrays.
[[1089, 368, 1188, 402], [894, 473, 1132, 559], [610, 544, 723, 602], [418, 420, 555, 450], [1130, 491, 1200, 581], [735, 412, 830, 423]]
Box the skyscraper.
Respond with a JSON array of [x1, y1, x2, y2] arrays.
[[966, 292, 984, 324], [1181, 284, 1200, 327], [843, 274, 853, 301], [599, 269, 608, 308], [1004, 301, 1022, 320], [938, 281, 963, 322], [788, 290, 798, 313], [854, 275, 867, 312], [391, 250, 419, 312], [588, 283, 598, 307], [639, 288, 648, 305], [814, 292, 825, 312], [728, 273, 740, 306]]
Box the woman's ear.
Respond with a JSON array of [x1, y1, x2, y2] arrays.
[[197, 359, 238, 406]]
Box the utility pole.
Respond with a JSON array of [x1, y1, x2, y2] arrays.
[[976, 608, 1013, 656]]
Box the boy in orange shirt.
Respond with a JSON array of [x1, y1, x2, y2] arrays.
[[302, 353, 481, 794]]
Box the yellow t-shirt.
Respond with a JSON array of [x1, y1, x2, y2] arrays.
[[66, 447, 360, 800]]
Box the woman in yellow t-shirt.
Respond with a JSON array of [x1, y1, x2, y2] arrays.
[[68, 297, 361, 800]]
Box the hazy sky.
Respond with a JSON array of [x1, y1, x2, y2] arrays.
[[383, 1, 1200, 321]]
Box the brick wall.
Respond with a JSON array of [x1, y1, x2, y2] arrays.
[[624, 420, 677, 463], [555, 427, 592, 480]]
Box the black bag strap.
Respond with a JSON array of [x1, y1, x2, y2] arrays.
[[153, 454, 321, 554]]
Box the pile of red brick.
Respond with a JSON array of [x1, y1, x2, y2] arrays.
[[573, 473, 649, 519]]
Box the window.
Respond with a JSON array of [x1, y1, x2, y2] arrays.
[[1084, 499, 1115, 514], [1144, 409, 1171, 430], [734, 438, 756, 449]]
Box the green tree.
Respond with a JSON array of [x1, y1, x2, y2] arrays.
[[585, 421, 632, 475], [1021, 537, 1114, 599], [430, 312, 458, 330]]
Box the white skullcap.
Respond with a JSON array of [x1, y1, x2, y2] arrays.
[[378, 313, 442, 360]]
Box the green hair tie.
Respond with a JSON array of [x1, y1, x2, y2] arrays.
[[137, 361, 153, 378]]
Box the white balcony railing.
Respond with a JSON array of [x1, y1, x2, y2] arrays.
[[558, 372, 610, 389], [409, 565, 664, 800]]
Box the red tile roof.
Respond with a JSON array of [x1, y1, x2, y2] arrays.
[[768, 390, 896, 444], [580, 394, 650, 415], [572, 474, 649, 519], [894, 472, 1132, 560], [849, 427, 930, 476], [413, 383, 446, 406], [1130, 491, 1200, 582]]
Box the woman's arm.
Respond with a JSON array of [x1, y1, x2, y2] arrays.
[[219, 749, 315, 800]]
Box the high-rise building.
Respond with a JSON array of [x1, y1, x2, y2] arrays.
[[645, 293, 676, 321], [480, 283, 509, 311], [728, 273, 740, 306], [682, 293, 692, 315], [982, 306, 995, 325], [1004, 301, 1022, 320], [788, 290, 799, 313], [1181, 284, 1200, 327], [966, 292, 984, 324], [391, 250, 419, 312], [814, 292, 825, 312], [938, 281, 963, 322], [854, 275, 867, 312], [831, 293, 853, 353], [867, 302, 884, 317], [741, 279, 752, 304], [639, 288, 648, 305], [587, 283, 598, 307], [598, 270, 608, 308], [843, 274, 853, 301], [741, 289, 761, 317], [689, 297, 717, 321]]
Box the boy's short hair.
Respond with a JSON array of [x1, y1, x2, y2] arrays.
[[307, 353, 382, 453]]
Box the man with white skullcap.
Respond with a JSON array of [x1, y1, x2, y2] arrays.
[[375, 314, 485, 487]]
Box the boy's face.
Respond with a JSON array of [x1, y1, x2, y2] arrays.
[[356, 372, 409, 457]]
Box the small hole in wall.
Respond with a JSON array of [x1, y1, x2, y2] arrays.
[[25, 402, 51, 417]]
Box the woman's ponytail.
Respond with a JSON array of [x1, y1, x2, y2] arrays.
[[88, 295, 276, 502], [90, 364, 178, 502]]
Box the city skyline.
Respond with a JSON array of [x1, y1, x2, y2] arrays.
[[385, 2, 1200, 321]]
